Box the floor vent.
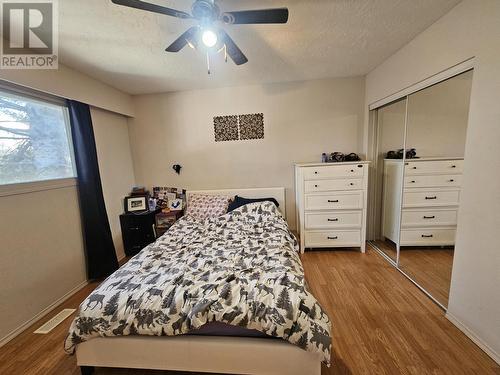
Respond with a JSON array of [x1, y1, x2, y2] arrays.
[[34, 308, 76, 334]]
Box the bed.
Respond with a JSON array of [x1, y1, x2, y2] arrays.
[[66, 187, 331, 375]]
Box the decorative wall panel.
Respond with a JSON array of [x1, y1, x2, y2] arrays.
[[239, 113, 264, 140], [213, 113, 264, 142], [214, 115, 239, 142]]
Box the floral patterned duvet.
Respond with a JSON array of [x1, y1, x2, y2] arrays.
[[65, 201, 331, 364]]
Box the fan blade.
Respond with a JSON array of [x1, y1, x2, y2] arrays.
[[219, 29, 248, 65], [111, 0, 191, 19], [221, 8, 289, 24], [166, 27, 199, 52]]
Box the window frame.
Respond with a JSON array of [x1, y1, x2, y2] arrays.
[[0, 81, 77, 196]]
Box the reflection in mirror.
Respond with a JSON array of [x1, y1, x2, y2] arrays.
[[398, 70, 473, 307], [372, 98, 407, 262]]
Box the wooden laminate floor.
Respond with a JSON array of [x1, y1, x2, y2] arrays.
[[399, 248, 454, 307], [372, 239, 454, 306], [0, 245, 498, 375]]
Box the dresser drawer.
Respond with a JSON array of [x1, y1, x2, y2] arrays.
[[303, 164, 365, 180], [305, 192, 363, 210], [403, 190, 460, 207], [401, 208, 458, 227], [404, 174, 462, 188], [305, 230, 361, 247], [305, 178, 363, 193], [400, 228, 456, 246], [405, 160, 463, 175], [305, 210, 362, 229]]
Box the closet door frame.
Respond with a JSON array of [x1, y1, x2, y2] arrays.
[[369, 97, 407, 266], [366, 58, 475, 310], [368, 58, 475, 111]]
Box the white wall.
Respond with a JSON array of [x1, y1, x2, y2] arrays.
[[92, 107, 136, 260], [0, 63, 134, 117], [364, 0, 500, 362], [0, 72, 135, 345], [406, 70, 472, 158], [0, 184, 86, 342], [128, 77, 365, 230]]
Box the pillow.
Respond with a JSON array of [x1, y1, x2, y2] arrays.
[[227, 195, 280, 213], [186, 194, 230, 220]]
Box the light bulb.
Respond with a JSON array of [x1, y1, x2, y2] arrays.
[[202, 29, 218, 48]]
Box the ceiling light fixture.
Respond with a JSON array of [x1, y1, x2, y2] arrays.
[[112, 0, 290, 69], [201, 29, 218, 48]]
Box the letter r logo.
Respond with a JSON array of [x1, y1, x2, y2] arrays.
[[2, 2, 53, 54]]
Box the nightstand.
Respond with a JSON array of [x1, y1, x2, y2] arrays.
[[119, 209, 161, 256], [155, 210, 184, 237]]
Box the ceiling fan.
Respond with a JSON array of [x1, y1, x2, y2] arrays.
[[111, 0, 289, 70]]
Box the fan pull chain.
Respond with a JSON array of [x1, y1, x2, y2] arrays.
[[225, 45, 228, 63], [206, 52, 211, 75]]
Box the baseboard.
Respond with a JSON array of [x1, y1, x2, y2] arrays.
[[445, 312, 500, 365], [0, 280, 88, 348]]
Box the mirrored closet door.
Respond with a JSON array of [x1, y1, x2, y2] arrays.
[[370, 69, 473, 309], [372, 98, 407, 263]]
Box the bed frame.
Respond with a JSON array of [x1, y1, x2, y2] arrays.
[[76, 187, 322, 375], [77, 336, 321, 375]]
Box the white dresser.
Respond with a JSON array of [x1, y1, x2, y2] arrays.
[[295, 162, 370, 253], [382, 157, 463, 246]]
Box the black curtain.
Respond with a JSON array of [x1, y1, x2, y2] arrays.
[[67, 100, 119, 280]]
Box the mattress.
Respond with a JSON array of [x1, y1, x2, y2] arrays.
[[188, 322, 268, 338]]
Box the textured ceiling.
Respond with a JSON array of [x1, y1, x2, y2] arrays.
[[58, 0, 461, 94]]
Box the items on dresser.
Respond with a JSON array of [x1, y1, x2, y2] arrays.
[[383, 157, 463, 246], [124, 195, 149, 213], [149, 197, 157, 210], [153, 186, 186, 211], [321, 152, 361, 163], [295, 161, 370, 252], [385, 148, 418, 159]]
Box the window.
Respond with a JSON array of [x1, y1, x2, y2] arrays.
[[0, 89, 75, 185]]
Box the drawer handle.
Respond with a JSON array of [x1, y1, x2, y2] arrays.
[[314, 171, 319, 174], [425, 196, 437, 200], [421, 234, 434, 238], [349, 182, 354, 186], [328, 218, 339, 222], [350, 169, 354, 172], [410, 180, 416, 183], [129, 227, 140, 231], [412, 166, 417, 169], [448, 179, 455, 182], [451, 165, 456, 168], [327, 236, 338, 240], [423, 215, 435, 219], [314, 184, 318, 188], [328, 199, 339, 203]]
